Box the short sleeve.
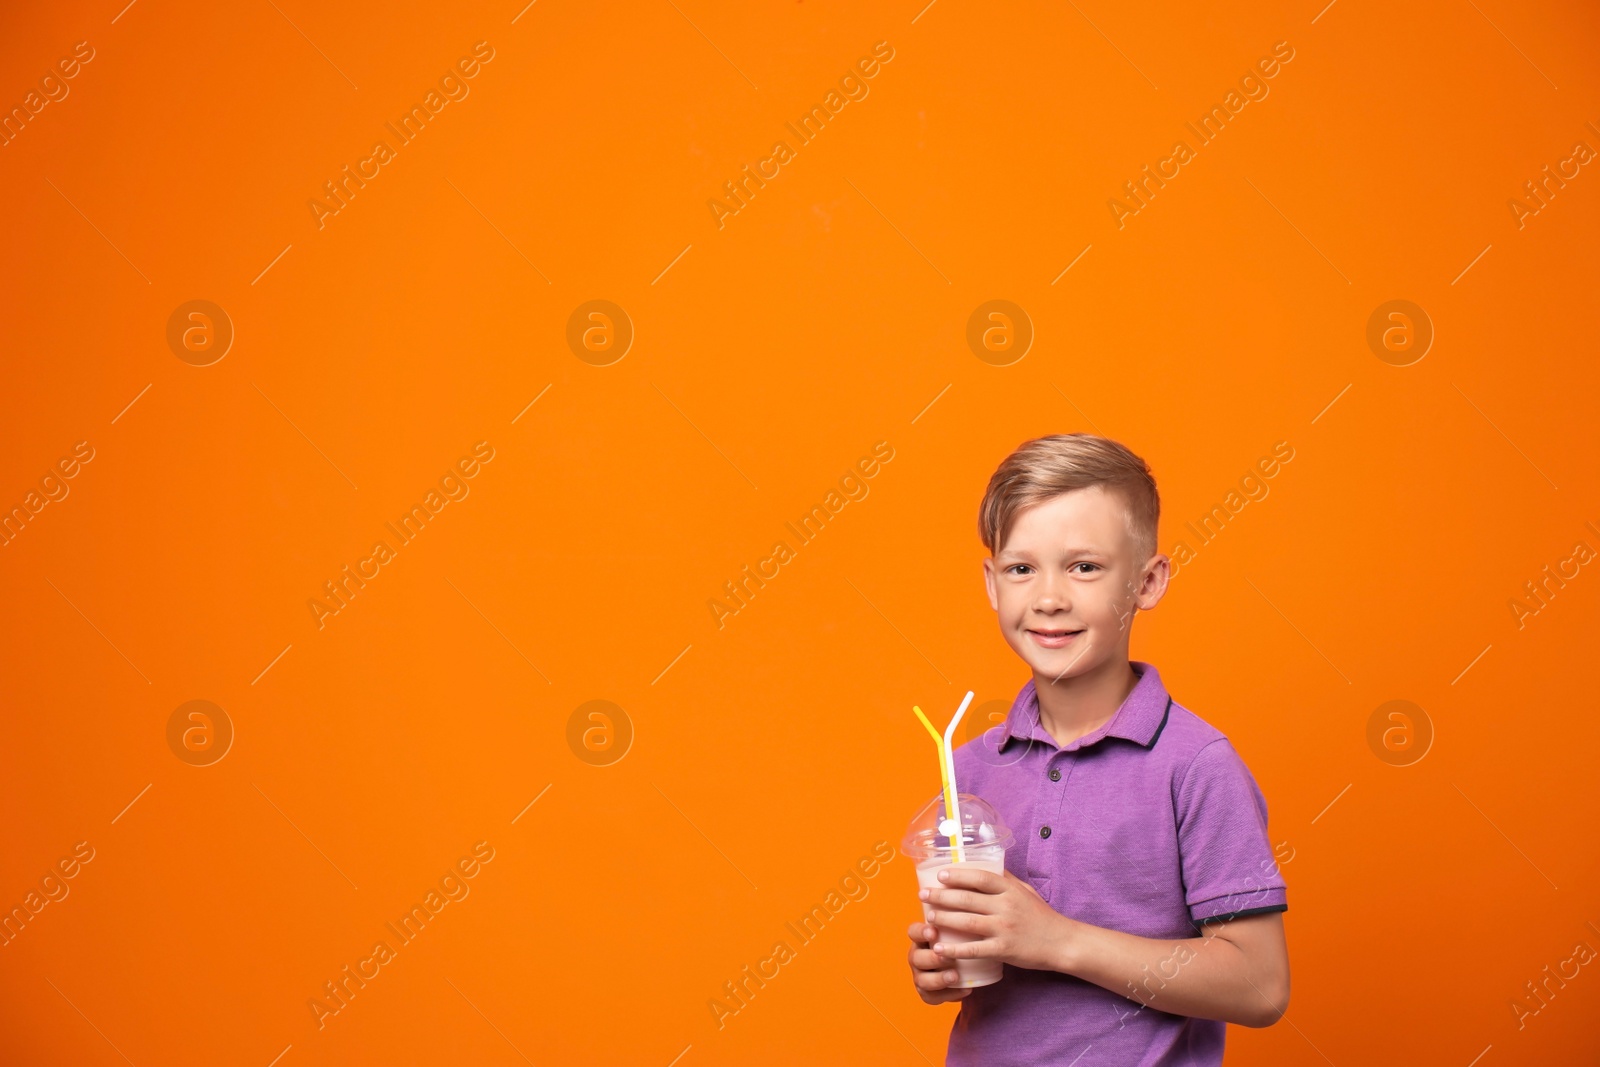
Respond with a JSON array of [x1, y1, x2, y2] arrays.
[[1174, 738, 1288, 926]]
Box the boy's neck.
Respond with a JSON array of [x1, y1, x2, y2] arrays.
[[1032, 657, 1140, 749]]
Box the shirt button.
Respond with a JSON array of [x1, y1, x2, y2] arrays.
[[1039, 826, 1052, 839], [1048, 767, 1061, 782]]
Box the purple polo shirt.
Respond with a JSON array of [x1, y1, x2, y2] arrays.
[[944, 661, 1287, 1067]]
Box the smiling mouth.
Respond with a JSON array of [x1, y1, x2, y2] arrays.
[[1027, 628, 1084, 647]]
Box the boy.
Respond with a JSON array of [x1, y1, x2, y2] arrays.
[[906, 433, 1289, 1065]]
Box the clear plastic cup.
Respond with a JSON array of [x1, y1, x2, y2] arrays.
[[901, 792, 1016, 988]]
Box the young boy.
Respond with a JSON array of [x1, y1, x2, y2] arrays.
[[906, 433, 1289, 1065]]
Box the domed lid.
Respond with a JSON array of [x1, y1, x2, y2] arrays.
[[901, 792, 1014, 859]]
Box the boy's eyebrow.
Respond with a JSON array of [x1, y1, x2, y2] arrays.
[[998, 543, 1112, 560]]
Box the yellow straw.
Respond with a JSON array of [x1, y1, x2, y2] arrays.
[[913, 705, 966, 864]]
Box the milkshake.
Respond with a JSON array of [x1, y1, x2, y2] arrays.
[[902, 793, 1015, 988]]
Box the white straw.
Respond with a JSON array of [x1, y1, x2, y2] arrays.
[[943, 691, 974, 861]]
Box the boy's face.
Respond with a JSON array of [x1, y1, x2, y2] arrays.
[[982, 487, 1169, 684]]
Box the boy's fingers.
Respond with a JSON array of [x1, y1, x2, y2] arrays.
[[924, 887, 994, 914], [926, 909, 984, 935], [935, 867, 1005, 893], [914, 966, 966, 991], [933, 937, 984, 959], [910, 947, 956, 971]]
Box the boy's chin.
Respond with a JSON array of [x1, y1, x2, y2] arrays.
[[1013, 641, 1102, 681]]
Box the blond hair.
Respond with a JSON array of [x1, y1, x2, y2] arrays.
[[977, 433, 1160, 560]]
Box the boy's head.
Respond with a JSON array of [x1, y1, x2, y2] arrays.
[[978, 434, 1169, 684]]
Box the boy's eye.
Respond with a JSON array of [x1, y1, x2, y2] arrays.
[[1007, 563, 1100, 575]]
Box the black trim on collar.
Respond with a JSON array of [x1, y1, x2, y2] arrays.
[[1144, 695, 1173, 749], [1000, 683, 1173, 751]]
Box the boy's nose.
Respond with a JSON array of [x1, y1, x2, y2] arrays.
[[1034, 572, 1071, 610]]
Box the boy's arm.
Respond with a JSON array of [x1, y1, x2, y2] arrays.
[[1052, 909, 1289, 1026], [924, 868, 1290, 1026]]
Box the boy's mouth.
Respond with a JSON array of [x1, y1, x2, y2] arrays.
[[1026, 628, 1084, 649]]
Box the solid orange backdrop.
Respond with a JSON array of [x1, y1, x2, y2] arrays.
[[1, 0, 1597, 1064]]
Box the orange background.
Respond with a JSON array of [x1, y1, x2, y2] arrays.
[[2, 0, 1598, 1063]]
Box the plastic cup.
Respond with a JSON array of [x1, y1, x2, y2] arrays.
[[902, 792, 1015, 988]]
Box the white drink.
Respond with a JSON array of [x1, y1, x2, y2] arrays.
[[916, 849, 1006, 988]]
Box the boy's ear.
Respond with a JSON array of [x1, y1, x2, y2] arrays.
[[1137, 555, 1171, 608], [981, 557, 999, 610]]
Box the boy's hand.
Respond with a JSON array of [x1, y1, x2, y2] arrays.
[[922, 867, 1071, 973], [906, 921, 971, 1004]]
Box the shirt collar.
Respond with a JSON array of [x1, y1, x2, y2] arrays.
[[998, 661, 1171, 752]]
